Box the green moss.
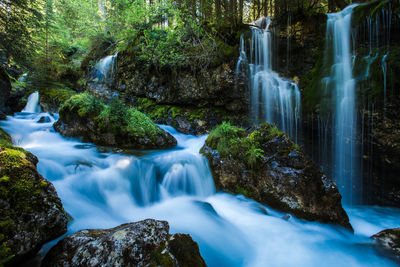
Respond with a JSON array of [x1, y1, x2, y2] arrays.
[[40, 87, 77, 107], [353, 45, 400, 104], [61, 94, 163, 143], [234, 184, 254, 198], [0, 176, 9, 183], [136, 97, 228, 124], [0, 127, 64, 266], [168, 234, 206, 267], [149, 242, 174, 267], [205, 122, 264, 169], [60, 92, 104, 119], [292, 143, 300, 151], [352, 0, 389, 28]]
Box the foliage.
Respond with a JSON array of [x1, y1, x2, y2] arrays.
[[206, 122, 299, 169], [60, 92, 104, 119], [206, 122, 264, 169], [60, 93, 163, 141]]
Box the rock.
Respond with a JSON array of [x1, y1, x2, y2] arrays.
[[0, 111, 7, 120], [0, 128, 68, 265], [115, 51, 248, 111], [371, 228, 400, 262], [0, 67, 11, 113], [54, 93, 177, 149], [201, 123, 353, 230], [134, 97, 247, 135], [37, 116, 51, 123], [38, 87, 77, 113], [42, 219, 206, 267]]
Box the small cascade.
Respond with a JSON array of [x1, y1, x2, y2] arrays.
[[18, 73, 27, 82], [382, 53, 388, 113], [93, 52, 118, 86], [237, 17, 301, 141], [22, 91, 42, 113], [323, 5, 359, 205]]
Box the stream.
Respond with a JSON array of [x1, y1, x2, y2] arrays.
[[1, 109, 400, 266]]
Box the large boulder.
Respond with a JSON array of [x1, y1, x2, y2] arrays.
[[42, 219, 206, 267], [0, 128, 68, 266], [115, 48, 248, 112], [200, 123, 352, 230], [371, 228, 400, 262], [54, 93, 177, 149]]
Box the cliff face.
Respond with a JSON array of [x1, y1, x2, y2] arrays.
[[295, 1, 400, 206]]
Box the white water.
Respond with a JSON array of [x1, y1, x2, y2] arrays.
[[324, 5, 359, 205], [1, 96, 399, 266], [382, 53, 388, 113], [22, 91, 41, 113], [93, 52, 118, 84], [237, 18, 301, 141]]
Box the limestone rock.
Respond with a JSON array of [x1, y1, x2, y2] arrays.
[[42, 219, 206, 267]]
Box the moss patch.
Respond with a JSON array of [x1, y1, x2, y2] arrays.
[[59, 93, 166, 146], [203, 122, 291, 169], [352, 0, 390, 28], [0, 129, 60, 265]]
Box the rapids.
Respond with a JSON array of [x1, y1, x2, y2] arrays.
[[1, 105, 399, 266]]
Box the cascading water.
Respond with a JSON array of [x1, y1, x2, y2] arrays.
[[22, 91, 42, 113], [382, 53, 388, 113], [322, 5, 360, 205], [1, 95, 400, 266], [93, 52, 118, 85], [237, 18, 301, 141]]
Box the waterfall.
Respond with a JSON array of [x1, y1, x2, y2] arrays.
[[237, 18, 301, 141], [324, 4, 359, 205], [22, 91, 42, 113], [93, 52, 118, 86]]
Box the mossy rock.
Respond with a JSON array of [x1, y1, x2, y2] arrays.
[[54, 93, 177, 149], [201, 122, 353, 230], [0, 128, 68, 266], [352, 0, 390, 28]]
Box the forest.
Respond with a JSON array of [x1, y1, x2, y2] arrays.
[[1, 0, 400, 266]]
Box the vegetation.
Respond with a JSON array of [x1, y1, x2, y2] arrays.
[[205, 122, 301, 169], [1, 0, 348, 85], [0, 128, 59, 266], [206, 122, 259, 169], [59, 93, 164, 143]]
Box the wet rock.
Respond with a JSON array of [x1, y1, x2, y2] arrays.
[[134, 97, 248, 136], [115, 52, 248, 111], [371, 228, 400, 262], [0, 129, 68, 265], [201, 123, 353, 230], [37, 116, 51, 123], [42, 219, 206, 267]]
